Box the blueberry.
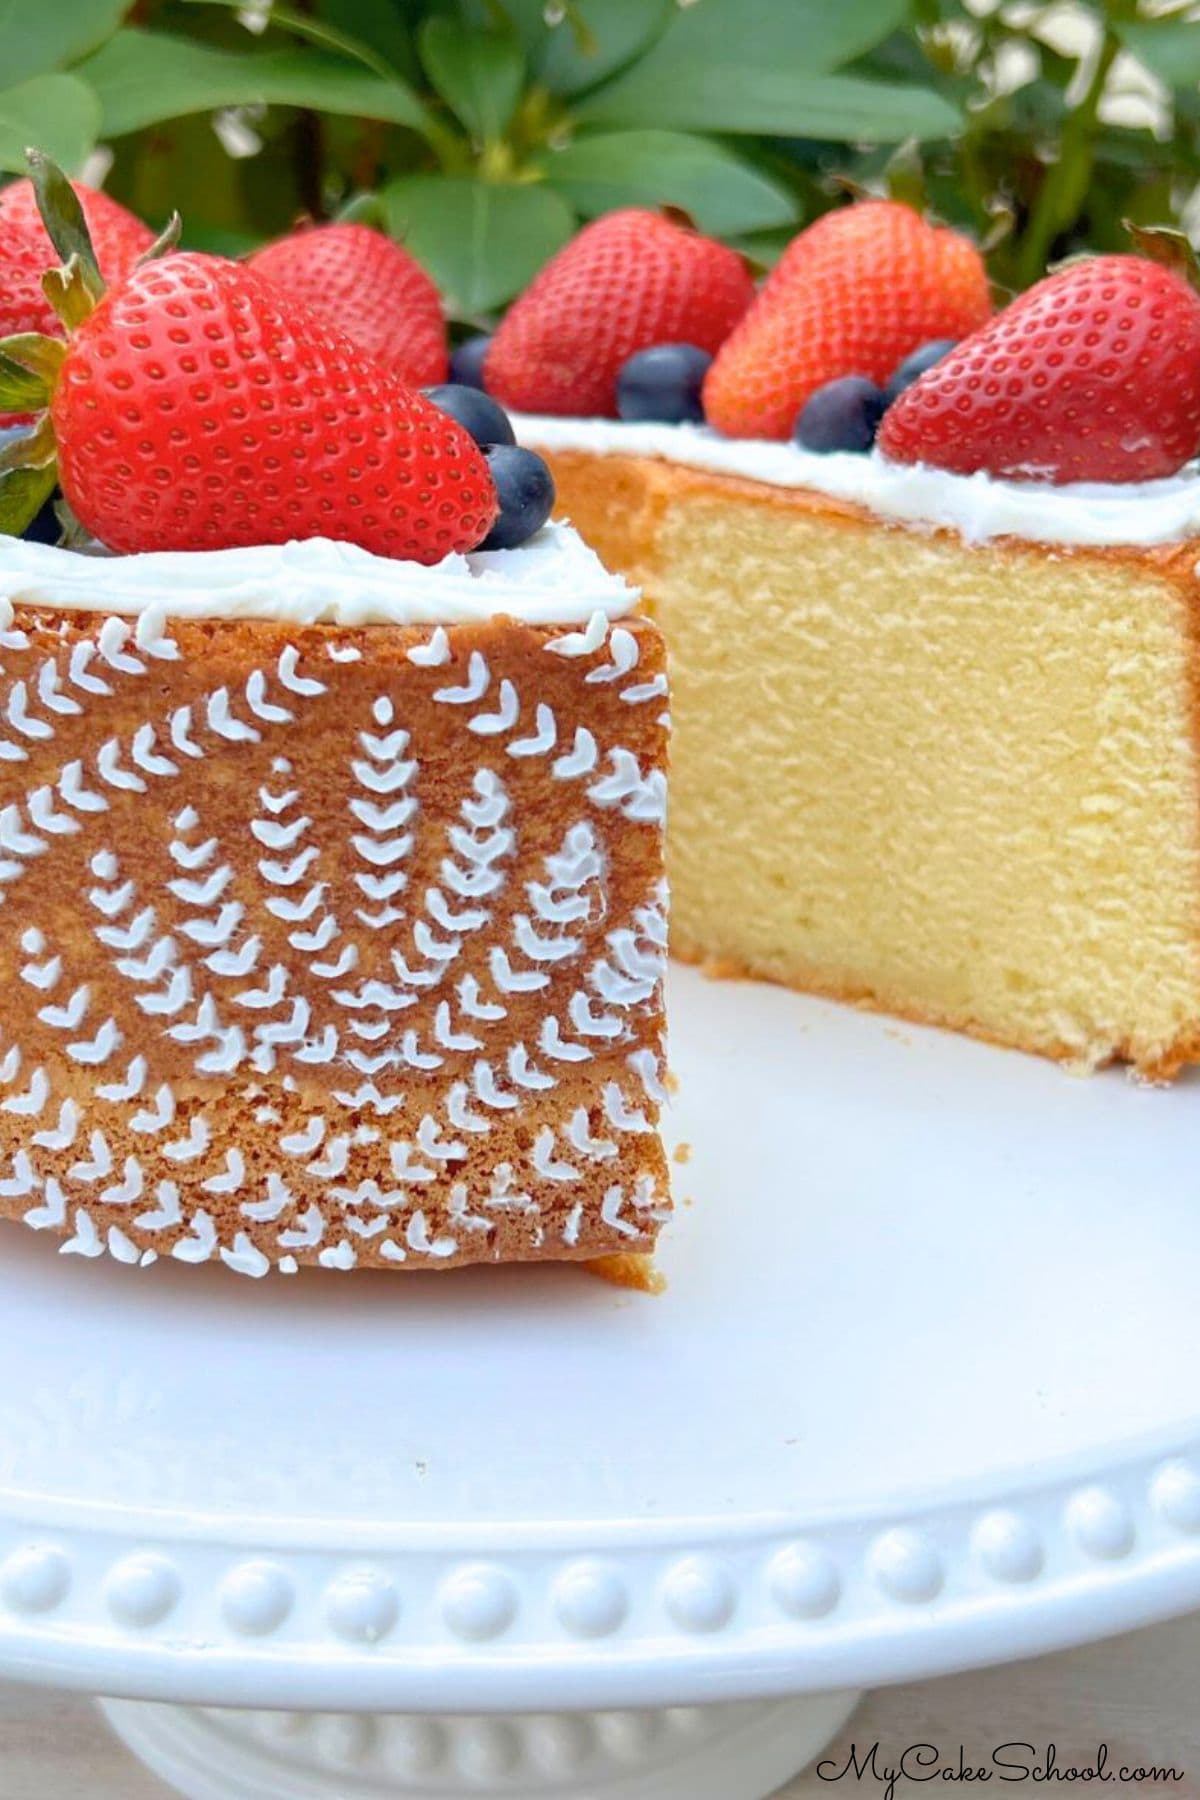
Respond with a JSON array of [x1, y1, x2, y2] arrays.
[[21, 494, 61, 545], [422, 382, 515, 449], [884, 338, 957, 405], [479, 445, 556, 551], [616, 343, 713, 425], [449, 333, 492, 390], [794, 376, 887, 454]]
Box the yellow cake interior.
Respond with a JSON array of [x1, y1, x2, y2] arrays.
[[546, 452, 1200, 1076]]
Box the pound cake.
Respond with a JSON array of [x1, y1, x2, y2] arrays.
[[487, 203, 1200, 1077], [0, 535, 669, 1275], [0, 158, 670, 1274]]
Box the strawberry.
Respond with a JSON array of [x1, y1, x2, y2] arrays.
[[0, 177, 153, 339], [249, 222, 448, 389], [0, 180, 154, 426], [0, 157, 497, 563], [703, 201, 992, 441], [878, 252, 1200, 485], [484, 207, 754, 417]]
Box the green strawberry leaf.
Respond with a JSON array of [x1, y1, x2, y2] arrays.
[[0, 74, 100, 176], [381, 176, 574, 318], [419, 19, 524, 144], [1124, 221, 1200, 294], [542, 129, 798, 236], [0, 415, 56, 474], [0, 350, 51, 414], [77, 28, 433, 140], [0, 333, 65, 386], [531, 0, 674, 99], [0, 461, 57, 539], [579, 63, 960, 140], [42, 253, 101, 332], [0, 0, 127, 91], [27, 149, 106, 301]]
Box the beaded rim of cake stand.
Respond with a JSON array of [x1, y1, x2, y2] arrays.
[[0, 1433, 1197, 1710]]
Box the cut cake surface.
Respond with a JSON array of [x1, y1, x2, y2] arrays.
[[538, 442, 1200, 1077]]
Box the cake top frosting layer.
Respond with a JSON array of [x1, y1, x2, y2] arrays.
[[0, 521, 636, 632], [512, 414, 1200, 550]]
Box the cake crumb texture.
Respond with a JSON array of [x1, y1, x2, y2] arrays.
[[549, 451, 1200, 1077], [0, 604, 670, 1272]]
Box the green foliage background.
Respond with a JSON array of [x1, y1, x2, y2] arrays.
[[1, 0, 1198, 322]]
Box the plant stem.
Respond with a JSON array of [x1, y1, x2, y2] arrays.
[[291, 0, 325, 219], [1014, 14, 1122, 288]]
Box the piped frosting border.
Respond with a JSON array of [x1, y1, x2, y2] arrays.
[[512, 414, 1200, 550], [0, 521, 637, 632]]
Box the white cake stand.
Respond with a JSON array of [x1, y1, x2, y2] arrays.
[[2, 965, 1200, 1800]]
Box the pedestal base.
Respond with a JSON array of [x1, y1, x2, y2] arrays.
[[99, 1691, 861, 1800]]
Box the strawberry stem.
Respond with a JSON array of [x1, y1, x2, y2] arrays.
[[26, 149, 106, 305], [136, 211, 182, 268], [1123, 221, 1200, 293], [41, 254, 100, 332], [1014, 25, 1121, 289]]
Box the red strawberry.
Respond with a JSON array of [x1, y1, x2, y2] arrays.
[[35, 253, 494, 560], [878, 253, 1200, 484], [249, 222, 447, 388], [0, 178, 154, 338], [0, 215, 64, 345], [484, 208, 753, 417], [0, 180, 154, 426], [704, 201, 992, 441]]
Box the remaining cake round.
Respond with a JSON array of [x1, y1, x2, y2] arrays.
[[0, 526, 670, 1275], [515, 414, 1200, 1078]]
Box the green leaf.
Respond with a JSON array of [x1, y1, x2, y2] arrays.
[[0, 74, 100, 175], [27, 150, 106, 300], [0, 414, 56, 473], [671, 0, 908, 72], [0, 351, 51, 414], [544, 130, 797, 235], [1119, 21, 1200, 88], [579, 0, 909, 120], [0, 0, 128, 92], [722, 226, 798, 271], [580, 66, 960, 141], [316, 0, 415, 72], [77, 28, 432, 139], [0, 461, 56, 537], [181, 0, 400, 84], [0, 334, 65, 386], [574, 0, 954, 138], [381, 176, 574, 317], [535, 0, 674, 98], [419, 19, 524, 143]]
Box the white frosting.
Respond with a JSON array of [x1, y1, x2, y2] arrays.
[[0, 521, 636, 628], [512, 414, 1200, 550]]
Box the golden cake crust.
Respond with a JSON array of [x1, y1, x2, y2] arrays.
[[0, 602, 670, 1272]]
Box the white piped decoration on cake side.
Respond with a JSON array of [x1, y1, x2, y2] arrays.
[[0, 587, 668, 1275]]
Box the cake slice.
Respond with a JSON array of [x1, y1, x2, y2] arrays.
[[524, 417, 1200, 1078], [498, 203, 1200, 1081], [0, 530, 670, 1274]]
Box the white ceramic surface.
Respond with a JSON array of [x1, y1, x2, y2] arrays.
[[0, 963, 1198, 1719], [99, 1693, 863, 1800]]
